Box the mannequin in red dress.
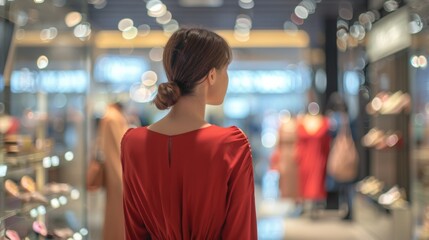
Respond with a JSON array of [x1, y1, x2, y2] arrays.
[[121, 28, 257, 239], [295, 102, 331, 217]]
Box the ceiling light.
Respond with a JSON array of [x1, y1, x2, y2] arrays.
[[291, 13, 304, 25], [409, 13, 423, 34], [238, 0, 254, 9], [149, 47, 164, 62], [336, 29, 348, 41], [295, 5, 308, 19], [410, 55, 419, 68], [163, 19, 179, 34], [40, 29, 50, 41], [234, 27, 250, 36], [148, 4, 167, 17], [37, 55, 49, 69], [418, 55, 427, 68], [74, 22, 91, 38], [39, 27, 59, 41], [94, 0, 107, 9], [156, 11, 172, 24], [339, 2, 353, 20], [384, 0, 398, 12], [300, 0, 316, 14], [122, 26, 138, 40], [350, 24, 365, 40], [48, 27, 58, 39], [236, 15, 252, 29], [118, 18, 134, 31], [179, 0, 223, 7], [358, 13, 372, 31], [283, 21, 298, 32], [138, 24, 151, 36], [234, 32, 250, 42], [146, 0, 163, 12], [337, 19, 349, 30], [141, 71, 158, 87], [65, 12, 82, 27]]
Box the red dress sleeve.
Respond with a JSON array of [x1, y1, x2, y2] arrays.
[[121, 129, 151, 240], [221, 127, 258, 239]]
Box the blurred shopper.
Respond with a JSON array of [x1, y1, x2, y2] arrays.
[[121, 28, 257, 239], [96, 102, 128, 240], [325, 92, 358, 220]]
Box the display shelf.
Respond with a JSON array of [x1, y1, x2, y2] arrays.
[[356, 191, 409, 213], [356, 192, 391, 213], [413, 183, 429, 203], [355, 191, 412, 240], [0, 188, 80, 222], [1, 150, 75, 177], [369, 112, 411, 117], [5, 150, 52, 166]]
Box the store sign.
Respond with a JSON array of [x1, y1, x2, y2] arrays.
[[227, 70, 311, 94], [94, 55, 148, 84], [367, 7, 411, 62], [11, 69, 88, 93]]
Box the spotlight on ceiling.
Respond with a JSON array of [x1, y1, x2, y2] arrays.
[[179, 0, 223, 7]]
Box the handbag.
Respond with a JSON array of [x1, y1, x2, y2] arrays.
[[327, 115, 359, 182], [86, 151, 105, 191]]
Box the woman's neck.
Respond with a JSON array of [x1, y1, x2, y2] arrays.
[[167, 95, 207, 125], [148, 81, 211, 134]]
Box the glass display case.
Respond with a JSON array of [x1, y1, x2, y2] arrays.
[[409, 1, 429, 239], [354, 7, 413, 240], [0, 1, 89, 239]]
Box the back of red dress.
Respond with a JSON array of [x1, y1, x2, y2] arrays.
[[121, 125, 257, 240]]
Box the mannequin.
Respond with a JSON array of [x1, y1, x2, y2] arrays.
[[301, 114, 324, 135], [295, 102, 331, 217], [274, 115, 299, 199]]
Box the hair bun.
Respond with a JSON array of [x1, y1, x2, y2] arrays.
[[153, 82, 181, 110]]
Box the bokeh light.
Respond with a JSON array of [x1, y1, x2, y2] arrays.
[[37, 55, 49, 69]]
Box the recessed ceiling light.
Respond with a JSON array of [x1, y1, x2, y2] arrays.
[[179, 0, 223, 7]]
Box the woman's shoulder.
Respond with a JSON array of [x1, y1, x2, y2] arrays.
[[210, 125, 250, 148], [121, 126, 148, 143], [211, 125, 247, 138]]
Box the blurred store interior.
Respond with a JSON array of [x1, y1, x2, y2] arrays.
[[1, 0, 429, 239]]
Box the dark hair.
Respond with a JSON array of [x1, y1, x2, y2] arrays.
[[326, 92, 348, 113], [153, 27, 232, 110]]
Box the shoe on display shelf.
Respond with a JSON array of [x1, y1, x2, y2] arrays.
[[5, 229, 21, 240], [366, 91, 411, 115], [356, 176, 385, 198], [4, 179, 48, 204], [377, 185, 407, 208], [362, 128, 385, 147], [362, 128, 402, 150]]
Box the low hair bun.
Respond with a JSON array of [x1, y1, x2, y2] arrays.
[[153, 82, 181, 110]]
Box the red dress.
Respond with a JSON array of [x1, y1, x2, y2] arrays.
[[121, 125, 257, 240], [296, 117, 331, 200]]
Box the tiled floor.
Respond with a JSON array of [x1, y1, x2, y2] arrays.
[[88, 190, 376, 240], [282, 218, 376, 240], [257, 199, 376, 240]]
